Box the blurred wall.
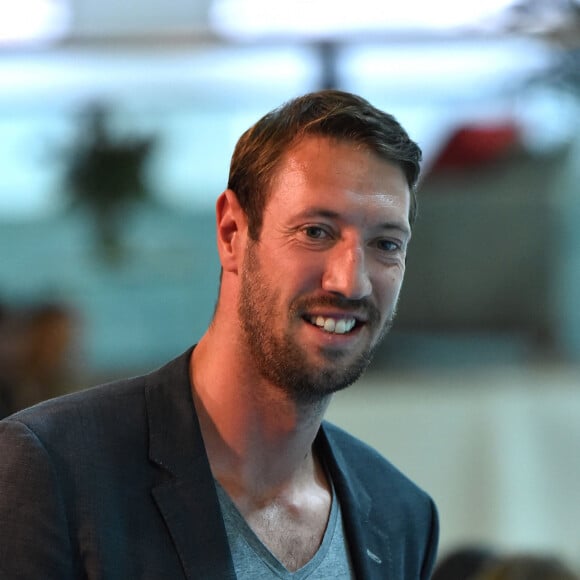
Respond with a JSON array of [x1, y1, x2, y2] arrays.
[[1, 26, 579, 569]]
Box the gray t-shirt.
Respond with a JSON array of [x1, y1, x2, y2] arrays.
[[215, 479, 355, 579]]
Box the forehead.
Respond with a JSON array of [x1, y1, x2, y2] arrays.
[[266, 135, 411, 227]]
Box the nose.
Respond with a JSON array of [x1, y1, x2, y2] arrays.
[[321, 239, 372, 300]]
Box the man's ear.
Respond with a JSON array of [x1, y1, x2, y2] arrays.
[[216, 189, 247, 274]]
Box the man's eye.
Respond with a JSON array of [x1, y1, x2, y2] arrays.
[[377, 239, 400, 252], [304, 226, 328, 239]]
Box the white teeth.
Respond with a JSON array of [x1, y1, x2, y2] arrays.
[[309, 316, 356, 334]]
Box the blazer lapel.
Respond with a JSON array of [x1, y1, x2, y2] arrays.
[[319, 424, 394, 580], [145, 349, 236, 580]]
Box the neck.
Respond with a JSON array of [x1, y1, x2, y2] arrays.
[[190, 331, 331, 500]]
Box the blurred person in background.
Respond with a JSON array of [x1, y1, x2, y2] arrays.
[[0, 89, 438, 579], [432, 545, 499, 580], [474, 552, 579, 580], [0, 302, 77, 417]]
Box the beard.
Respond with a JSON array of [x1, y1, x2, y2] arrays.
[[238, 242, 396, 405]]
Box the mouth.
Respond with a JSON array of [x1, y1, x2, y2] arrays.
[[305, 315, 361, 335]]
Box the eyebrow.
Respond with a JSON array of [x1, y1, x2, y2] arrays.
[[297, 207, 412, 237]]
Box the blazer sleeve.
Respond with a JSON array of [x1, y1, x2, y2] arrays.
[[421, 496, 440, 580], [0, 419, 77, 579]]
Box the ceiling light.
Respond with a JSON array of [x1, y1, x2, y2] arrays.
[[209, 0, 518, 40], [0, 0, 71, 46]]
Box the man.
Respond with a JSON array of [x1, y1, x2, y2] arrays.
[[0, 90, 438, 579]]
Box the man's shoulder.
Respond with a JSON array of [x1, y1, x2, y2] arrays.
[[321, 420, 431, 501], [2, 347, 193, 438], [321, 420, 393, 468], [2, 373, 146, 442], [321, 423, 439, 577]]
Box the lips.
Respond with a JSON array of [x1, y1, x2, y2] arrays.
[[307, 315, 358, 335], [296, 295, 374, 337]]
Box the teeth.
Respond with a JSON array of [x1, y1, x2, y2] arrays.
[[309, 316, 356, 334]]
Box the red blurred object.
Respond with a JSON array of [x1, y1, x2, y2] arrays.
[[430, 122, 521, 172]]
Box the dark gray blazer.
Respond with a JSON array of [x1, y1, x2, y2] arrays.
[[0, 348, 438, 579]]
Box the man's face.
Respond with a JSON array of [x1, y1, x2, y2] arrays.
[[238, 136, 411, 404]]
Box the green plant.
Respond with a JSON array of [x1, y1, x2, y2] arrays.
[[61, 102, 157, 262]]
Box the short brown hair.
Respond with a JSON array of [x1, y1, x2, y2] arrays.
[[227, 89, 422, 240]]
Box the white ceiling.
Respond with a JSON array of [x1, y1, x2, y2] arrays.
[[70, 0, 214, 40], [2, 0, 579, 49], [0, 0, 216, 47]]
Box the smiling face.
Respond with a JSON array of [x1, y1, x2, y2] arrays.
[[238, 135, 411, 403]]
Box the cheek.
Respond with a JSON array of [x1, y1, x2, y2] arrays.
[[281, 253, 326, 288], [375, 269, 405, 305]]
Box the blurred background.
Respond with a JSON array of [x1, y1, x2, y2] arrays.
[[1, 0, 579, 569]]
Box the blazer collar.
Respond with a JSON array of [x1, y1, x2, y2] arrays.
[[144, 347, 236, 580], [319, 423, 394, 580], [143, 349, 390, 580]]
